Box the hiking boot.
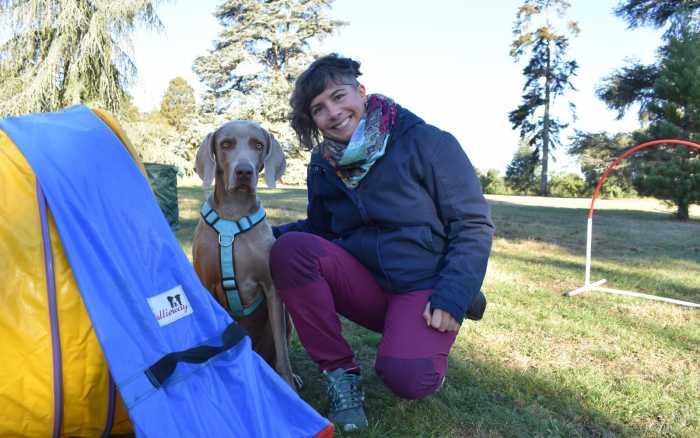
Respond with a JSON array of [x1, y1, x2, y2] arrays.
[[323, 368, 368, 432]]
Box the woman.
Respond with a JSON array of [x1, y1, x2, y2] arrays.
[[270, 54, 494, 432]]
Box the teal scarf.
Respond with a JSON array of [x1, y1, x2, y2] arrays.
[[320, 94, 398, 189]]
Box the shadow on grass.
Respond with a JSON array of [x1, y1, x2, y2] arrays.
[[501, 250, 700, 305], [290, 322, 658, 438], [490, 201, 700, 265]]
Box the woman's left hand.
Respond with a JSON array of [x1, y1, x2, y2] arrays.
[[422, 303, 461, 332]]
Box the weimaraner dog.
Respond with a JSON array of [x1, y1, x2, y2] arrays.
[[192, 120, 298, 389]]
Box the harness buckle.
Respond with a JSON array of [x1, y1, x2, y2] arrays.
[[218, 233, 234, 247]]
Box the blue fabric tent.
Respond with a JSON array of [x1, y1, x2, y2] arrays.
[[0, 106, 332, 438]]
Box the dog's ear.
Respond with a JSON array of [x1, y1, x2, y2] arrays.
[[195, 132, 216, 187], [263, 131, 286, 189]]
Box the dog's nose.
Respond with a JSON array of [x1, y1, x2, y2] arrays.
[[235, 163, 254, 180]]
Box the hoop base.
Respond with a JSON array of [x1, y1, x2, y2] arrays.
[[564, 279, 700, 308]]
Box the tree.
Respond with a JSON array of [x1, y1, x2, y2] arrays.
[[509, 0, 579, 196], [598, 31, 700, 219], [596, 62, 659, 122], [630, 31, 700, 220], [568, 130, 637, 198], [478, 169, 508, 195], [193, 0, 344, 152], [0, 0, 162, 115], [549, 173, 585, 197], [505, 142, 540, 194], [598, 1, 700, 123], [160, 77, 197, 131], [614, 0, 700, 37]]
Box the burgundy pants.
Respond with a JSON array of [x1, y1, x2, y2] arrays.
[[269, 232, 458, 400]]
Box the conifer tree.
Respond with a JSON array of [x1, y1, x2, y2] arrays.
[[614, 0, 700, 37], [193, 0, 344, 151], [0, 0, 162, 115], [509, 0, 579, 196], [630, 31, 700, 220], [505, 142, 540, 194], [598, 1, 700, 122], [160, 77, 197, 132]]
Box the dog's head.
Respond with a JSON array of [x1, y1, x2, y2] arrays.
[[195, 121, 286, 192]]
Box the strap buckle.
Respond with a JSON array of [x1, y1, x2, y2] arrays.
[[218, 233, 234, 247]]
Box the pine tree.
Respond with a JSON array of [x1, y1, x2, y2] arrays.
[[596, 62, 659, 122], [0, 0, 162, 115], [509, 0, 579, 196], [630, 31, 700, 220], [614, 0, 700, 37], [599, 1, 700, 122], [160, 77, 197, 132], [505, 142, 540, 194], [193, 0, 344, 152]]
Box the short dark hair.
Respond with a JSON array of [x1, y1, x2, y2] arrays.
[[290, 53, 362, 149]]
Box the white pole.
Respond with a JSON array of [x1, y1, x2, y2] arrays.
[[564, 279, 606, 297], [590, 286, 700, 308], [585, 217, 592, 286]]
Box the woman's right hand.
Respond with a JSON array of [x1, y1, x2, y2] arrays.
[[422, 303, 460, 332]]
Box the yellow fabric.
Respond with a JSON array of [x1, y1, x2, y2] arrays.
[[0, 111, 134, 436], [0, 129, 54, 436]]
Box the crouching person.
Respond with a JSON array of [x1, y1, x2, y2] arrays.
[[270, 54, 494, 432]]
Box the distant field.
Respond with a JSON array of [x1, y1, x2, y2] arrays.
[[176, 185, 700, 438]]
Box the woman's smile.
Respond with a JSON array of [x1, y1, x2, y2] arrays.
[[310, 82, 366, 144]]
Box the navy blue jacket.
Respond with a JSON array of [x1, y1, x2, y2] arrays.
[[274, 106, 494, 323]]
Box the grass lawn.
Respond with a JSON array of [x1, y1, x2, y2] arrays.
[[176, 185, 700, 438]]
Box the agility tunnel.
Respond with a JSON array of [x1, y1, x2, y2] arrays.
[[0, 106, 333, 438]]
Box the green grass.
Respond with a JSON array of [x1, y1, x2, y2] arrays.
[[176, 185, 700, 438]]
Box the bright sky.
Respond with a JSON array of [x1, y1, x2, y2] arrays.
[[131, 0, 665, 174]]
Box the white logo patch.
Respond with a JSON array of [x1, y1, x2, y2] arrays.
[[147, 285, 193, 327]]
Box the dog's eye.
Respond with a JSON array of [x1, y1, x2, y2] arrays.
[[254, 142, 264, 151], [221, 141, 233, 149]]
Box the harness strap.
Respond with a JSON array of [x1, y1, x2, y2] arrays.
[[200, 199, 267, 318]]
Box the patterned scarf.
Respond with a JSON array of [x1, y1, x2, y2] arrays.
[[320, 94, 398, 189]]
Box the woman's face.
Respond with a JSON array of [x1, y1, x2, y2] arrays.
[[309, 81, 366, 144]]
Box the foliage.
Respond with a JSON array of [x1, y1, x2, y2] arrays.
[[631, 145, 700, 220], [0, 0, 162, 116], [509, 0, 579, 196], [160, 77, 197, 132], [568, 130, 638, 198], [630, 31, 700, 220], [193, 0, 344, 153], [597, 29, 700, 219], [614, 0, 700, 37], [478, 168, 509, 195], [505, 142, 540, 194], [600, 0, 700, 121], [123, 110, 213, 176], [596, 62, 659, 121], [548, 172, 585, 197]]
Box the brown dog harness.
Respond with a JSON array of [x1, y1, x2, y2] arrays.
[[200, 199, 267, 318]]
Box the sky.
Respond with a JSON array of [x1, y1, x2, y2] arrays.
[[131, 0, 666, 174]]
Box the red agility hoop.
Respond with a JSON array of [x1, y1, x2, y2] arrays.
[[564, 139, 700, 308]]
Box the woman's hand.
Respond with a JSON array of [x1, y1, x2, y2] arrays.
[[422, 303, 461, 332]]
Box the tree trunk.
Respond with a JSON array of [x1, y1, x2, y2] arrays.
[[541, 43, 551, 197], [676, 200, 689, 221]]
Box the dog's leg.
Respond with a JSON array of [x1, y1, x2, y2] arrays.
[[262, 279, 296, 390]]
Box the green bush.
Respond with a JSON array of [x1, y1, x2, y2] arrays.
[[549, 173, 586, 197]]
